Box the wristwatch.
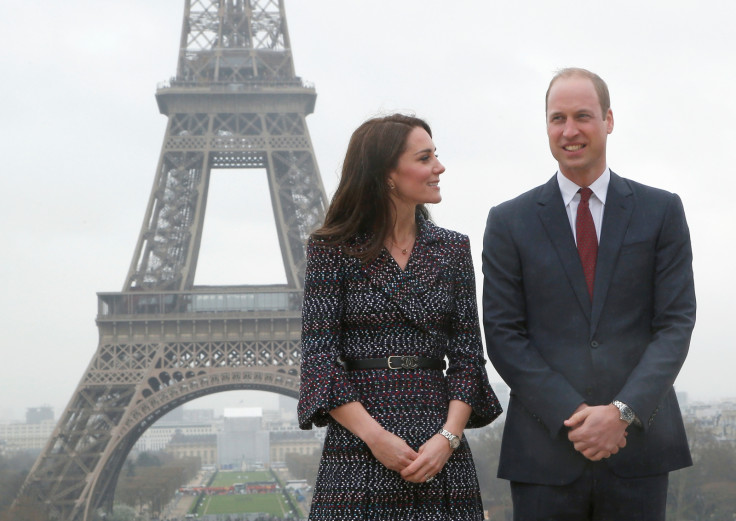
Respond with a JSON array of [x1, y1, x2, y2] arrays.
[[612, 400, 636, 425], [439, 428, 460, 450]]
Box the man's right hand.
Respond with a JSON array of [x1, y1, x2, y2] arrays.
[[564, 403, 628, 461]]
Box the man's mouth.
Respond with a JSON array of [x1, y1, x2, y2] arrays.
[[563, 144, 585, 151]]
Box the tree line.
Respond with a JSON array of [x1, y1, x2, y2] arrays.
[[113, 452, 201, 518], [0, 452, 200, 521], [284, 420, 736, 521], [1, 420, 734, 520]]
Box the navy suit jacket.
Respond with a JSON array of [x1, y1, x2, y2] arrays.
[[482, 172, 696, 485]]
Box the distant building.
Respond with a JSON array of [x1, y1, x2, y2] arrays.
[[717, 406, 736, 440], [279, 395, 298, 422], [182, 408, 216, 423], [134, 422, 218, 452], [0, 419, 55, 455], [0, 406, 56, 455], [217, 407, 269, 469], [270, 430, 322, 463], [262, 409, 283, 428], [166, 432, 218, 466], [681, 398, 736, 442], [26, 406, 54, 424]]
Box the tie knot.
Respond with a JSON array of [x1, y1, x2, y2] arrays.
[[579, 187, 593, 204]]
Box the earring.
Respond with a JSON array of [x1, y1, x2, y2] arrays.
[[388, 182, 395, 190]]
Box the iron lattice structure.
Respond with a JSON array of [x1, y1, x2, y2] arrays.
[[17, 1, 327, 520]]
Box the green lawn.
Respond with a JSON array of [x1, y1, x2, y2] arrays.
[[201, 493, 288, 516], [210, 470, 274, 487]]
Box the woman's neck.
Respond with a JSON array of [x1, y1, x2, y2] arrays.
[[387, 205, 417, 251]]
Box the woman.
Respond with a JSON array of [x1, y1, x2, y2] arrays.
[[298, 114, 501, 520]]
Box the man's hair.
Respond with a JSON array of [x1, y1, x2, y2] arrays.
[[545, 68, 610, 118]]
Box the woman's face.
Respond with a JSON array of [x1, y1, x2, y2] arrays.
[[388, 127, 445, 206]]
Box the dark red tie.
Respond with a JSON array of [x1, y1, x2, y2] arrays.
[[576, 187, 598, 300]]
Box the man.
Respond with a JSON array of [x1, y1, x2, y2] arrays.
[[482, 68, 696, 520]]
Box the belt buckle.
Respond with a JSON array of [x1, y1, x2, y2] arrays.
[[388, 355, 419, 370]]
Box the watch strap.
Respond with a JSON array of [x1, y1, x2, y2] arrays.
[[439, 428, 460, 449], [612, 400, 640, 426]]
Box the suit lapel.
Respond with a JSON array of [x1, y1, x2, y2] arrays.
[[536, 176, 592, 322], [590, 172, 634, 333]]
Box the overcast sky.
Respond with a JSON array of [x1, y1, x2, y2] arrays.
[[1, 1, 735, 421]]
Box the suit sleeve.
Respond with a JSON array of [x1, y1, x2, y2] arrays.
[[445, 236, 503, 428], [482, 206, 586, 437], [615, 193, 696, 429], [297, 238, 360, 429]]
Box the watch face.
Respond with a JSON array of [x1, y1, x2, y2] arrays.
[[614, 401, 634, 424], [449, 437, 460, 449]]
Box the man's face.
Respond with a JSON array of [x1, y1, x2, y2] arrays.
[[546, 76, 613, 183]]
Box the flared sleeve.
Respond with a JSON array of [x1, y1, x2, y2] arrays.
[[298, 238, 360, 429], [445, 236, 503, 428]]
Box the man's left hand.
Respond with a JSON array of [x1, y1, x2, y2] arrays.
[[564, 404, 628, 461]]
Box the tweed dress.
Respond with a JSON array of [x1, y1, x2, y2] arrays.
[[298, 217, 502, 521]]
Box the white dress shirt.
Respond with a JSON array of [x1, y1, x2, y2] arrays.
[[557, 168, 610, 245]]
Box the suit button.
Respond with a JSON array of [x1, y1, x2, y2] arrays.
[[590, 340, 600, 349], [585, 388, 593, 396]]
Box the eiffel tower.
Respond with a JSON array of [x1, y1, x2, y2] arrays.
[[16, 1, 326, 520]]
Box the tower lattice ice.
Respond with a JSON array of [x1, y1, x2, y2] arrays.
[[17, 1, 326, 520]]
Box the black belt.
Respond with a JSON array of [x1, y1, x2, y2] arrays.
[[339, 356, 446, 371]]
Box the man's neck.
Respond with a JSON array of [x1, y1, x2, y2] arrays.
[[559, 167, 606, 188]]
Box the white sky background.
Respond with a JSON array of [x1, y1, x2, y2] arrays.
[[1, 1, 735, 420]]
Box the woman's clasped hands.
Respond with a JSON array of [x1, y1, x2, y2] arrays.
[[366, 428, 452, 483]]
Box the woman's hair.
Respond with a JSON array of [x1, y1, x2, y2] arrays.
[[311, 113, 431, 262]]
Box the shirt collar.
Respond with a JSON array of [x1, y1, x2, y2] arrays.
[[556, 167, 610, 207]]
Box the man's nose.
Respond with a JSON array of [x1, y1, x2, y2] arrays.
[[563, 119, 579, 137]]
